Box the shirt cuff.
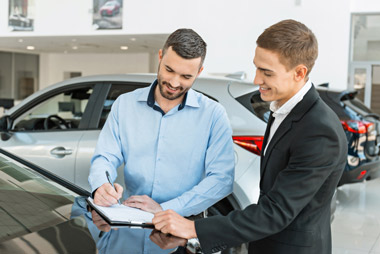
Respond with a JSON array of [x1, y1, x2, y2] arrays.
[[160, 198, 184, 216]]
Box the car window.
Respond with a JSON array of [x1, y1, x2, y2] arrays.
[[236, 90, 271, 123], [98, 83, 149, 129], [0, 152, 79, 243], [13, 87, 93, 131]]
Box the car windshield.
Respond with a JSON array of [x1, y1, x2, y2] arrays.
[[0, 151, 80, 243]]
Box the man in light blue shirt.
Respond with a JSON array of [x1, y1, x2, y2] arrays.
[[88, 28, 234, 217]]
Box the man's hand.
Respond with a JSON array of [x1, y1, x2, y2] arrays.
[[91, 209, 115, 232], [153, 210, 197, 239], [149, 229, 187, 249], [123, 195, 163, 213], [94, 182, 123, 206]]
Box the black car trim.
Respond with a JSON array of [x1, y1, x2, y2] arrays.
[[88, 81, 151, 129], [81, 83, 111, 129], [0, 148, 90, 197]]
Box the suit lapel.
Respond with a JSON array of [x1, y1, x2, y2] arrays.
[[260, 117, 293, 176], [260, 85, 320, 180], [260, 112, 274, 174]]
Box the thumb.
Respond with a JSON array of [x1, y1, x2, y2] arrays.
[[114, 183, 123, 199]]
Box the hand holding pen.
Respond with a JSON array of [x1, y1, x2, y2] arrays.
[[93, 171, 123, 207], [106, 171, 121, 205]]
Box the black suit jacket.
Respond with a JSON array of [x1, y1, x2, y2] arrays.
[[195, 86, 348, 254]]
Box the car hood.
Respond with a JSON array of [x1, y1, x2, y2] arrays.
[[0, 216, 97, 254]]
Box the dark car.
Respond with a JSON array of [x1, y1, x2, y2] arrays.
[[0, 149, 187, 253], [317, 87, 380, 185], [0, 148, 96, 253], [237, 85, 380, 187]]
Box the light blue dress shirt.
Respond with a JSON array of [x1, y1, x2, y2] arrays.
[[89, 80, 235, 216]]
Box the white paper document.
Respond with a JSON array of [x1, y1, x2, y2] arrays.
[[87, 197, 154, 224]]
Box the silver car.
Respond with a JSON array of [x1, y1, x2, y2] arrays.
[[0, 74, 265, 215]]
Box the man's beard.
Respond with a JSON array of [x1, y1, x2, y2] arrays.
[[157, 76, 190, 101]]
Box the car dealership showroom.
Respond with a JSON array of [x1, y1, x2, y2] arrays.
[[1, 0, 380, 253]]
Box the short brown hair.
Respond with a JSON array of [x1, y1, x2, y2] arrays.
[[256, 19, 318, 77], [162, 28, 207, 67]]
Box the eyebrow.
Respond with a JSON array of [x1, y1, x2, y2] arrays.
[[253, 60, 274, 73], [257, 67, 274, 73]]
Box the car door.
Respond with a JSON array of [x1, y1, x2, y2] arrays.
[[75, 82, 150, 191], [1, 83, 98, 184]]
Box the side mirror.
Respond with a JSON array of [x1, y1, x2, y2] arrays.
[[0, 115, 10, 132], [0, 116, 13, 141]]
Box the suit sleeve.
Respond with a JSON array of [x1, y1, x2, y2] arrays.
[[195, 116, 347, 254]]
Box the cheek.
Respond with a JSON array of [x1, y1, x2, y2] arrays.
[[181, 79, 195, 89]]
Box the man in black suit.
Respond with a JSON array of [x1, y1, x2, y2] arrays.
[[152, 19, 348, 254]]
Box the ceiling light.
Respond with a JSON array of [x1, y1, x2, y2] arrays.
[[18, 39, 23, 43], [26, 46, 35, 50], [130, 38, 136, 41], [72, 46, 78, 50], [120, 46, 128, 50]]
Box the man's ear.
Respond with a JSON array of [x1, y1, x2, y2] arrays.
[[158, 49, 163, 61], [294, 64, 308, 82]]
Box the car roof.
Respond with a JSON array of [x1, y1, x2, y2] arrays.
[[6, 73, 253, 115]]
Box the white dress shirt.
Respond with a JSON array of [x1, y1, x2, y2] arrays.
[[264, 80, 312, 155]]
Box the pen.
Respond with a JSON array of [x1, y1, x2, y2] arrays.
[[106, 171, 121, 205]]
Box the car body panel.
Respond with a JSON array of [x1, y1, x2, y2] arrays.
[[2, 130, 83, 183]]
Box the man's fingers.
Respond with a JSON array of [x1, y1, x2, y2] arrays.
[[125, 195, 146, 203], [95, 183, 122, 206], [94, 190, 114, 206], [125, 201, 144, 209], [114, 183, 123, 199]]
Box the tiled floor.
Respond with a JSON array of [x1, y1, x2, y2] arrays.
[[332, 177, 380, 254]]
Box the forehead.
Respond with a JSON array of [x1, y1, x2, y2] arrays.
[[161, 47, 202, 74], [253, 47, 282, 68]]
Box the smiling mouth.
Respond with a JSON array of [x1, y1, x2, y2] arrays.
[[165, 83, 180, 92], [260, 87, 271, 91]]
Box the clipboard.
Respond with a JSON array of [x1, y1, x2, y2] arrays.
[[86, 197, 155, 228]]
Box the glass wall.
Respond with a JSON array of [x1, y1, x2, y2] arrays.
[[350, 13, 380, 114], [352, 14, 380, 61], [0, 51, 39, 102], [0, 52, 13, 99]]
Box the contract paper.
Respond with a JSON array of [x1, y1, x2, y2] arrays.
[[87, 197, 154, 223]]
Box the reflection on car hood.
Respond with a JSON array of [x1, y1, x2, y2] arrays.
[[0, 217, 97, 254]]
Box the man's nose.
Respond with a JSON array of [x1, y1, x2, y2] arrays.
[[168, 75, 181, 87], [253, 71, 263, 85]]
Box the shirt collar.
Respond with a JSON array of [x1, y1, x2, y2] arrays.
[[138, 79, 199, 110], [270, 79, 312, 116]]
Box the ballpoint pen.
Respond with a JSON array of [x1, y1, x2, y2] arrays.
[[106, 170, 121, 204]]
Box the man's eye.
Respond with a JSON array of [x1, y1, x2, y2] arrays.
[[166, 68, 173, 72], [183, 76, 191, 80], [264, 72, 272, 77]]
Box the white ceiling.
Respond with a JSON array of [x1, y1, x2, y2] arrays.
[[0, 34, 169, 54]]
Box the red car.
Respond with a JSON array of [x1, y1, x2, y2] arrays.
[[99, 1, 120, 16]]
